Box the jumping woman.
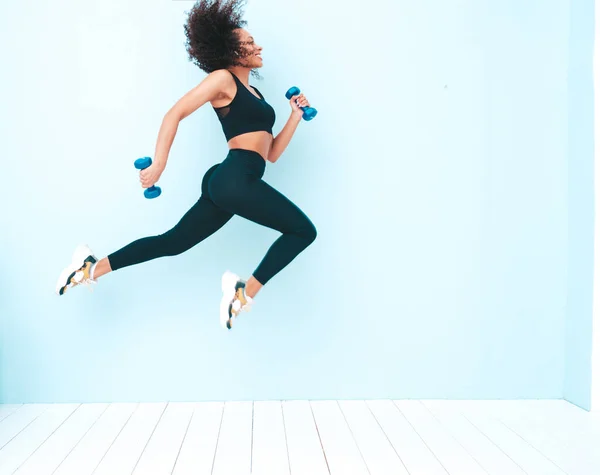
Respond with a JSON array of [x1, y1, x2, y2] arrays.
[[55, 0, 318, 330]]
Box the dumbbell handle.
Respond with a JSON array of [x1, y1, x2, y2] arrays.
[[134, 157, 162, 199]]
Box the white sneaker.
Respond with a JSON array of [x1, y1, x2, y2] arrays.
[[55, 244, 98, 296], [220, 270, 253, 329]]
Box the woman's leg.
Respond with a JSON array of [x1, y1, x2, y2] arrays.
[[210, 168, 317, 294], [244, 180, 317, 286], [91, 163, 231, 280], [213, 180, 316, 329], [206, 150, 316, 329], [94, 195, 234, 279], [56, 192, 233, 296]]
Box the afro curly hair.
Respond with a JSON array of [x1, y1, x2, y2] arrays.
[[184, 0, 261, 79]]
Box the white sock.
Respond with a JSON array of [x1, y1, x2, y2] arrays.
[[244, 294, 254, 310], [90, 262, 97, 281], [244, 287, 253, 302]]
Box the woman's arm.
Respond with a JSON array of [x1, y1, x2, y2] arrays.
[[267, 113, 302, 163], [267, 93, 311, 163], [154, 69, 231, 168], [139, 70, 231, 188], [153, 116, 180, 168]]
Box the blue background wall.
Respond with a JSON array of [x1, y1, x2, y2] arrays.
[[0, 0, 592, 404], [564, 0, 595, 411]]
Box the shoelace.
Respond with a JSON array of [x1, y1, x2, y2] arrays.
[[231, 295, 253, 315], [73, 270, 97, 293], [82, 279, 97, 292]]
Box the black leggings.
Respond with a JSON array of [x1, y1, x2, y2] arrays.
[[107, 148, 317, 285]]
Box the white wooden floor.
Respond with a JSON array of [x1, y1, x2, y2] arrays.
[[0, 399, 598, 475]]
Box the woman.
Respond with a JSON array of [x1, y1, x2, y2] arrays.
[[55, 0, 317, 330]]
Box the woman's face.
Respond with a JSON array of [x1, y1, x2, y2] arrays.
[[236, 28, 263, 68]]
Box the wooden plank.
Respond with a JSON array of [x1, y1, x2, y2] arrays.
[[132, 402, 194, 475], [450, 401, 567, 475], [211, 401, 252, 475], [0, 406, 23, 425], [488, 400, 599, 475], [367, 399, 448, 475], [338, 400, 409, 475], [251, 401, 289, 475], [171, 402, 224, 475], [394, 400, 486, 475], [53, 403, 137, 475], [281, 400, 329, 475], [310, 400, 369, 475], [93, 402, 167, 475], [13, 403, 108, 475], [0, 403, 78, 474], [0, 405, 48, 451], [422, 400, 526, 475]]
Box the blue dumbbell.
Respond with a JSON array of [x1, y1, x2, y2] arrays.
[[134, 157, 162, 199], [285, 87, 318, 121]]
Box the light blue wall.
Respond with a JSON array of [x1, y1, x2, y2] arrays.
[[1, 0, 572, 403], [564, 0, 595, 411]]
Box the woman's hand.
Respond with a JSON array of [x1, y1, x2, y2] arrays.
[[290, 93, 310, 119], [140, 162, 165, 189]]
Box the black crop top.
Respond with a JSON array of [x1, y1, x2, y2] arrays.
[[213, 70, 276, 141]]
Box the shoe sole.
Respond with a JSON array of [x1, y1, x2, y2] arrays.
[[220, 271, 243, 329], [55, 245, 97, 295]]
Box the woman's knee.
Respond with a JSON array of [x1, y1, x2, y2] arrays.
[[299, 219, 317, 245]]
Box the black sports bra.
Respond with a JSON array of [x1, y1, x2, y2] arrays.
[[213, 70, 276, 142]]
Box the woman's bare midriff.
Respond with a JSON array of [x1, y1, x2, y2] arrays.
[[227, 131, 272, 162]]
